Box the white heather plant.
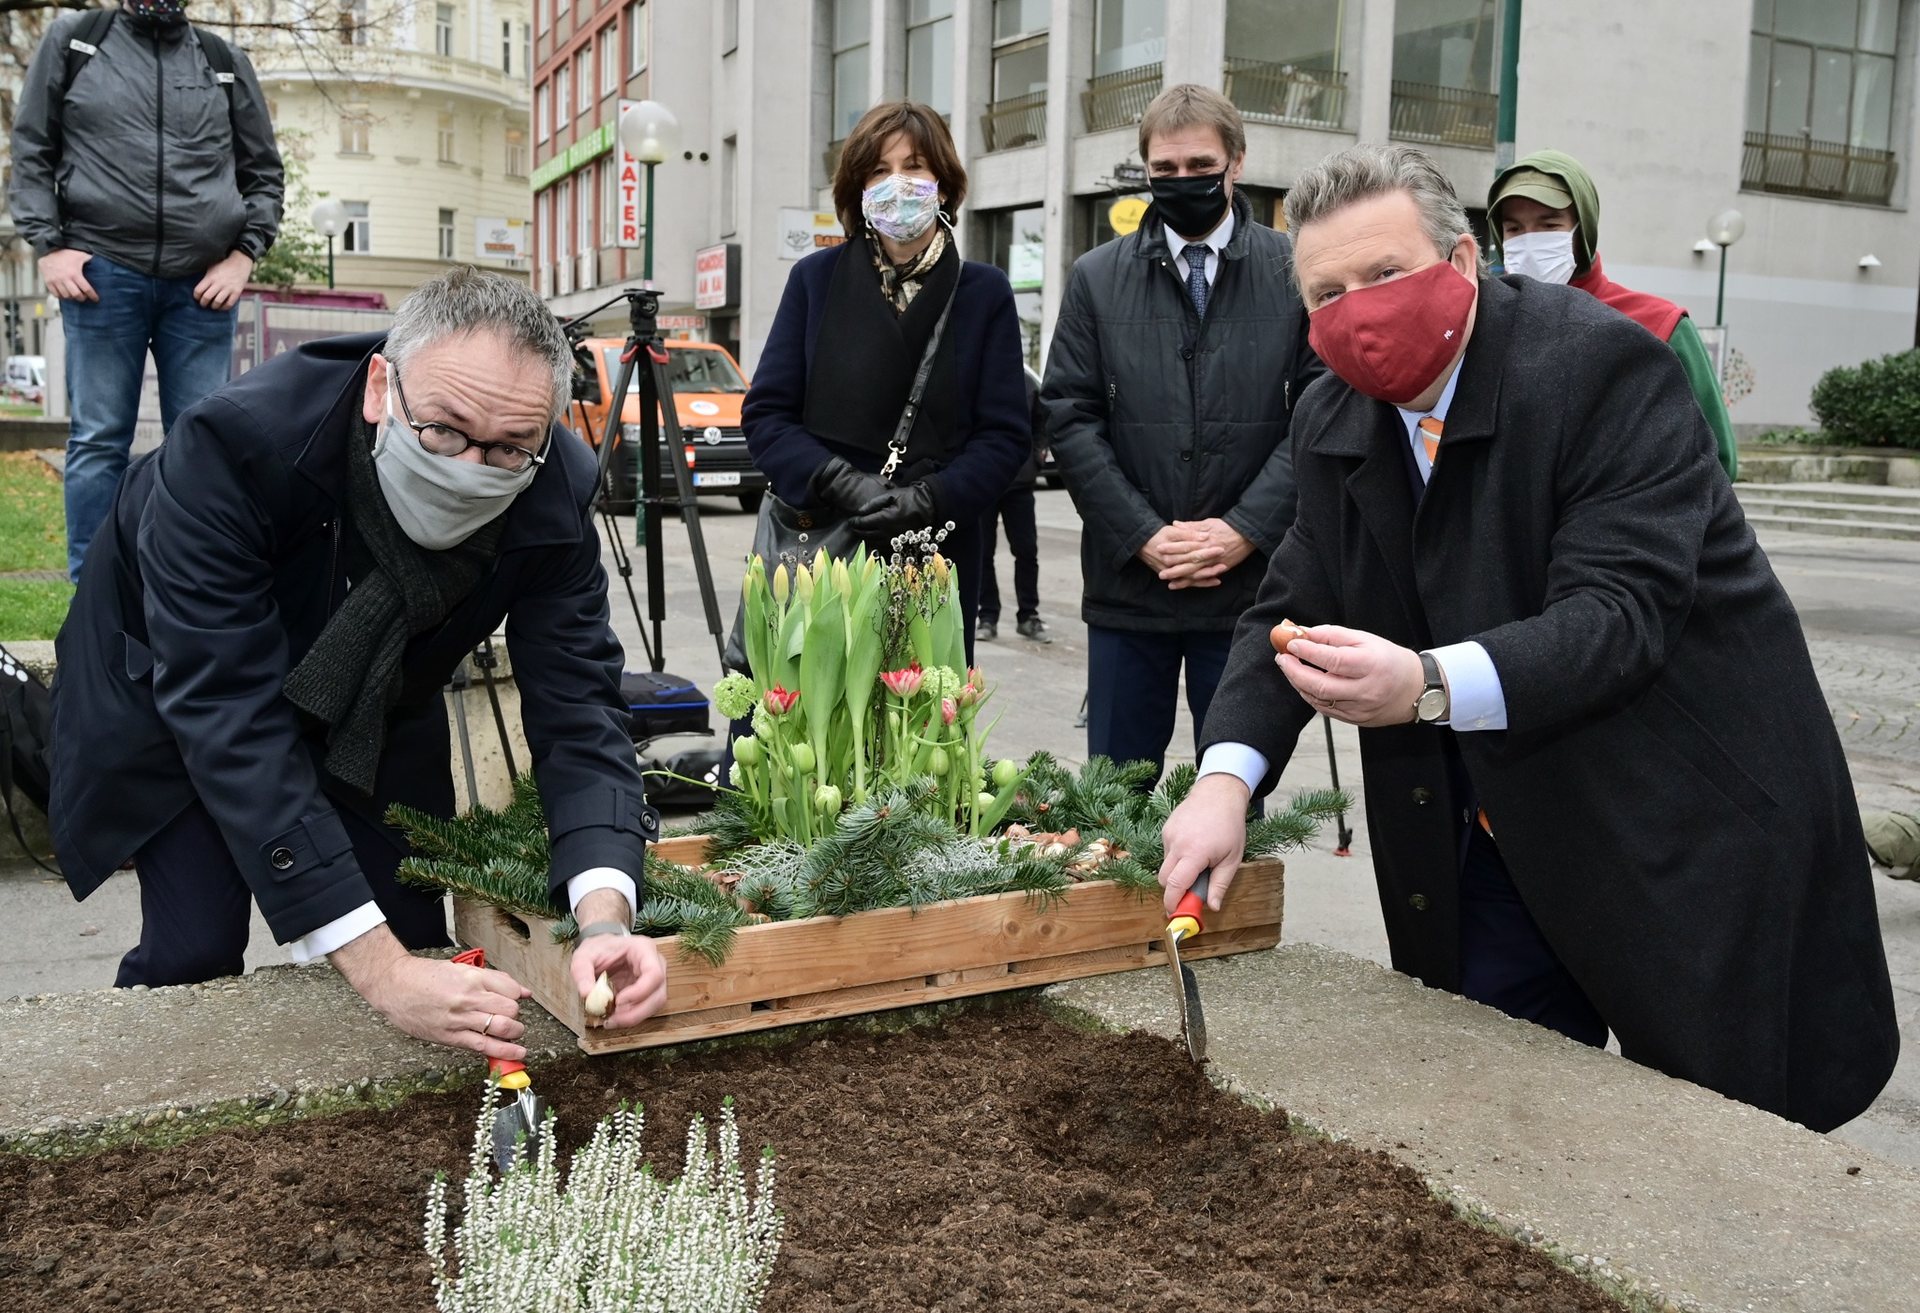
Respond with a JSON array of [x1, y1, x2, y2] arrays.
[[425, 1086, 782, 1313]]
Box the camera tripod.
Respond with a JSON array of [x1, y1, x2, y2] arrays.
[[561, 286, 728, 675]]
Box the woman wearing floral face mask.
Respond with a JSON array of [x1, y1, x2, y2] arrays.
[[742, 100, 1028, 658]]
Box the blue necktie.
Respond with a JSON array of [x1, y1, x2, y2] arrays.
[[1182, 242, 1210, 317]]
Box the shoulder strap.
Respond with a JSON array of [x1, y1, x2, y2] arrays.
[[63, 8, 117, 83], [881, 264, 961, 481], [191, 26, 239, 125]]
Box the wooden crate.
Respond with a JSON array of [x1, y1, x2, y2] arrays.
[[453, 835, 1283, 1054]]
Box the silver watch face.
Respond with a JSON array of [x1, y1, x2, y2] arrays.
[[1416, 687, 1449, 722]]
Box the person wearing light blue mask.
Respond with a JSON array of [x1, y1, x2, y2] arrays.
[[1489, 152, 1737, 479], [49, 267, 672, 1058]]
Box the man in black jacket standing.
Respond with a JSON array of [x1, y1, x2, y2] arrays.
[[1041, 84, 1320, 780], [8, 0, 284, 580], [50, 268, 667, 1062]]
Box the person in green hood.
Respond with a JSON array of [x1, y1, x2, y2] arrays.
[[1488, 150, 1738, 479]]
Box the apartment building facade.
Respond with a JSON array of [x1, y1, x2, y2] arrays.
[[530, 0, 1920, 427]]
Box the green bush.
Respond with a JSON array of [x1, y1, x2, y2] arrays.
[[1808, 349, 1920, 450]]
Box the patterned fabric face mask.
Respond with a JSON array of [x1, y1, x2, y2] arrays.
[[862, 173, 941, 244], [126, 0, 190, 26]]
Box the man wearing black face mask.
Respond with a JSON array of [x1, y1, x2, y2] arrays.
[[1041, 84, 1322, 786], [9, 0, 284, 582]]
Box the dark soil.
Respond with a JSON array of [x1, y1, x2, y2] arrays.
[[0, 1002, 1621, 1312]]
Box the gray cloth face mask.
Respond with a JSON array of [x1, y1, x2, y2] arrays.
[[371, 390, 537, 550]]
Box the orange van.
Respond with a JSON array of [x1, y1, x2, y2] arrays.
[[565, 337, 766, 513]]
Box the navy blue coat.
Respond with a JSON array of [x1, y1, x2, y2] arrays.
[[51, 332, 654, 943], [742, 243, 1029, 630]]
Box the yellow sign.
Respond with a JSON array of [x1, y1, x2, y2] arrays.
[[1108, 196, 1149, 236]]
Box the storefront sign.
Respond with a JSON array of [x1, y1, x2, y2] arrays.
[[1108, 196, 1148, 236], [1008, 240, 1045, 291], [530, 119, 617, 192], [777, 207, 846, 260], [473, 217, 527, 261], [694, 243, 740, 310], [616, 98, 644, 249]]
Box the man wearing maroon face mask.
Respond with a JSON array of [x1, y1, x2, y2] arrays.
[[1159, 143, 1897, 1135]]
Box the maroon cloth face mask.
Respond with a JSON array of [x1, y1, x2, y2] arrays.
[[1306, 260, 1476, 406]]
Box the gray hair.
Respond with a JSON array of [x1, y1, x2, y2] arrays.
[[384, 265, 573, 419], [1284, 144, 1486, 272]]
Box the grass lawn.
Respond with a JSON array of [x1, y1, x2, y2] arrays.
[[0, 452, 70, 639]]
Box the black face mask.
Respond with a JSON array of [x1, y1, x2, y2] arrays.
[[1150, 172, 1231, 241]]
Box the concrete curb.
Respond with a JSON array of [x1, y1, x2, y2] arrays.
[[1051, 945, 1920, 1313]]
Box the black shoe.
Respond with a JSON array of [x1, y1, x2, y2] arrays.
[[1016, 616, 1051, 644], [975, 619, 998, 642]]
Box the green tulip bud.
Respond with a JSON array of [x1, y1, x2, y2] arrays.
[[814, 784, 843, 813], [790, 742, 816, 773], [927, 746, 950, 776], [992, 758, 1019, 789], [732, 735, 762, 767], [976, 792, 996, 811]]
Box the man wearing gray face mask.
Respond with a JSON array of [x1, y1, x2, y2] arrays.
[[48, 267, 668, 1062]]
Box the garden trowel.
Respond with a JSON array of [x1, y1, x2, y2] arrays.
[[1163, 869, 1211, 1064], [451, 947, 550, 1172]]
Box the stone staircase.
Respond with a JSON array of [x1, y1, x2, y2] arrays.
[[1735, 481, 1920, 541]]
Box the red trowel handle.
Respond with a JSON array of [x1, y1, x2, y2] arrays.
[[1167, 869, 1212, 940], [452, 946, 527, 1083]]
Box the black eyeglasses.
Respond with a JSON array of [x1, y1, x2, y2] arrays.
[[388, 365, 547, 473]]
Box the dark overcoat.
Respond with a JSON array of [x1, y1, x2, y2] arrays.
[[51, 332, 655, 944], [1202, 275, 1898, 1133]]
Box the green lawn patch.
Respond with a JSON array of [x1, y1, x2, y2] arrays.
[[0, 580, 73, 639], [0, 452, 70, 639]]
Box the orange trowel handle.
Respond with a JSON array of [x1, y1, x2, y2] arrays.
[[451, 946, 528, 1084]]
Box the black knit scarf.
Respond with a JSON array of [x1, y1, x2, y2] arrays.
[[283, 417, 504, 795]]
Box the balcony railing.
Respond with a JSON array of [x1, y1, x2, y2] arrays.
[[1388, 80, 1496, 150], [1743, 131, 1897, 206], [1223, 59, 1346, 130], [1082, 62, 1163, 134], [982, 89, 1048, 152]]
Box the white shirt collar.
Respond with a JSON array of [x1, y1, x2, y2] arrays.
[[1396, 359, 1464, 482]]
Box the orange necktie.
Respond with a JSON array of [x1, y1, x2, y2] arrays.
[[1418, 415, 1443, 466]]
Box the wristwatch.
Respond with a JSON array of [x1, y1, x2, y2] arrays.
[[1413, 651, 1450, 724]]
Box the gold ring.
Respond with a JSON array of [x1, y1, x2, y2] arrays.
[[481, 1014, 495, 1036]]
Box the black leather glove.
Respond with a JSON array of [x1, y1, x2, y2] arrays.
[[851, 481, 939, 536], [809, 456, 891, 514]]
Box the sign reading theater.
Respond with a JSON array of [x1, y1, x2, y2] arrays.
[[616, 97, 643, 250]]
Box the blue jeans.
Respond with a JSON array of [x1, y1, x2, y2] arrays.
[[61, 256, 235, 580]]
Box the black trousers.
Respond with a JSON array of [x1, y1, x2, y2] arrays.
[[1457, 823, 1608, 1047], [977, 487, 1039, 625], [1084, 625, 1234, 782], [116, 797, 450, 987]]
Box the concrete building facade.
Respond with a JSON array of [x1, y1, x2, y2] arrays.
[[534, 0, 1920, 428]]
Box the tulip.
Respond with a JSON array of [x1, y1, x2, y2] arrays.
[[732, 734, 763, 767], [790, 742, 816, 773], [772, 563, 790, 605], [763, 685, 800, 716], [879, 663, 924, 697], [927, 746, 950, 776], [955, 681, 980, 709], [976, 792, 996, 812], [941, 697, 958, 726], [814, 784, 843, 814], [992, 757, 1019, 789]]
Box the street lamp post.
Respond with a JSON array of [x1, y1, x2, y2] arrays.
[[1707, 208, 1746, 328], [617, 100, 680, 284], [310, 198, 347, 290]]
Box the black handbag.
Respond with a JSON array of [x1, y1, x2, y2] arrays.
[[724, 276, 959, 674]]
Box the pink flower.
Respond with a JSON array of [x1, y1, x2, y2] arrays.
[[763, 685, 800, 716], [880, 663, 924, 697], [941, 697, 958, 726], [955, 681, 981, 709]]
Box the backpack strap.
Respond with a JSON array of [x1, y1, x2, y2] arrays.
[[192, 24, 239, 110], [63, 11, 237, 119]]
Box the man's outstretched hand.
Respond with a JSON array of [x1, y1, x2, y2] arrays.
[[1159, 771, 1251, 918]]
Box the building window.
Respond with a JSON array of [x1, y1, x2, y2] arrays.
[[522, 22, 532, 76], [1745, 0, 1900, 205], [439, 208, 457, 260], [627, 1, 647, 73], [977, 204, 1046, 367], [502, 19, 512, 72], [831, 0, 870, 141], [536, 79, 550, 140], [438, 112, 457, 163], [337, 0, 368, 46], [721, 134, 738, 236], [1388, 0, 1498, 149], [555, 179, 571, 261], [906, 0, 953, 116], [535, 0, 547, 34], [600, 156, 617, 240], [506, 128, 529, 176], [535, 189, 551, 279], [435, 2, 454, 56], [986, 0, 1048, 150], [722, 0, 739, 54], [557, 63, 570, 127], [1093, 0, 1163, 76], [342, 200, 371, 252], [576, 50, 591, 111], [578, 169, 595, 256], [339, 111, 370, 154], [599, 26, 617, 92], [1222, 0, 1347, 130]]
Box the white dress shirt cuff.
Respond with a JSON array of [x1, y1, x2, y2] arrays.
[[1198, 742, 1270, 797], [1428, 641, 1508, 731], [293, 901, 388, 964], [567, 868, 638, 921]]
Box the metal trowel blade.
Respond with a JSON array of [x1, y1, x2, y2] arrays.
[[1165, 928, 1209, 1063], [491, 1092, 549, 1173]]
